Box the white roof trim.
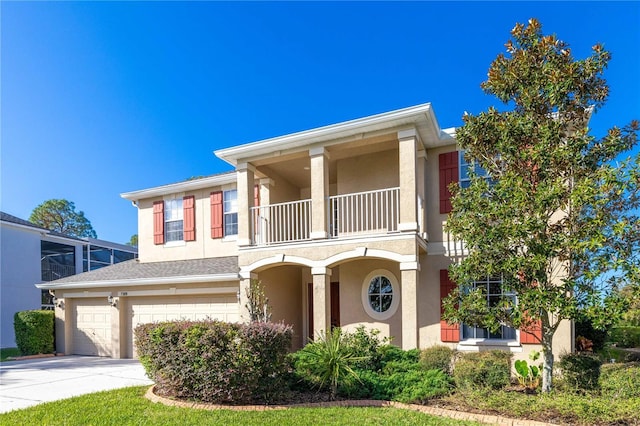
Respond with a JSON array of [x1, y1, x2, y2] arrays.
[[1, 220, 48, 235], [215, 103, 455, 166], [121, 173, 236, 201], [36, 273, 240, 290]]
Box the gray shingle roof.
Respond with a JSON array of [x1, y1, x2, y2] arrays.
[[39, 256, 239, 287], [1, 211, 41, 228], [1, 211, 85, 241]]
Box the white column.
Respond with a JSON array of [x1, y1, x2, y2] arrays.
[[236, 163, 255, 247], [400, 262, 419, 349], [310, 147, 329, 240], [239, 271, 257, 323], [109, 296, 121, 358], [64, 298, 74, 356], [311, 267, 331, 336], [398, 129, 418, 232]]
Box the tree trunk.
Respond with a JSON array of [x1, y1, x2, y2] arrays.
[[541, 336, 554, 393]]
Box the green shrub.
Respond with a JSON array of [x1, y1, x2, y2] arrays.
[[382, 369, 453, 403], [453, 350, 512, 390], [380, 347, 420, 375], [419, 345, 455, 375], [340, 326, 388, 371], [13, 310, 54, 355], [558, 352, 602, 392], [609, 326, 640, 348], [339, 368, 453, 402], [339, 369, 387, 399], [600, 362, 640, 398], [134, 320, 293, 404], [294, 328, 365, 399]]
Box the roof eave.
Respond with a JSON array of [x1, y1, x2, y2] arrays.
[[215, 103, 456, 166], [36, 273, 240, 290], [121, 173, 237, 202]]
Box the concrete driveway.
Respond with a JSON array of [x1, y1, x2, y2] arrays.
[[0, 356, 153, 413]]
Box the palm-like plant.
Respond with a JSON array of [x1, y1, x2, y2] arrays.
[[297, 328, 365, 399]]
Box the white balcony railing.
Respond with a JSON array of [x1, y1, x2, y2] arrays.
[[250, 199, 312, 245], [249, 188, 401, 246], [329, 187, 399, 238]]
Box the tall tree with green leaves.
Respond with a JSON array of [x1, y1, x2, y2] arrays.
[[126, 234, 138, 247], [30, 199, 98, 239], [442, 19, 639, 392]]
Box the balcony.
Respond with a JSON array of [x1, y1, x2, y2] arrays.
[[249, 187, 400, 246], [41, 260, 76, 282]]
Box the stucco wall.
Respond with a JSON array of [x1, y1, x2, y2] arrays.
[[259, 266, 304, 349], [0, 225, 43, 347], [338, 259, 403, 344], [137, 187, 239, 263], [336, 149, 399, 195]]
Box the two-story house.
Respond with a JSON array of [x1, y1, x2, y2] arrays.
[[1, 211, 137, 348], [37, 103, 573, 359]]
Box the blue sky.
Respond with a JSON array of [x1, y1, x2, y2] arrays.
[[2, 2, 639, 244]]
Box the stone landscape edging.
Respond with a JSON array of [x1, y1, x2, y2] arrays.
[[144, 385, 559, 426]]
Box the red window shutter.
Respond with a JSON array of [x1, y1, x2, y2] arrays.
[[153, 201, 164, 245], [210, 191, 223, 239], [254, 185, 260, 207], [440, 269, 460, 342], [439, 151, 459, 214], [520, 316, 542, 344], [183, 195, 195, 241]]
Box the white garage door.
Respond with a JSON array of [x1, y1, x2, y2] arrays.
[[74, 298, 112, 356], [130, 295, 239, 356]]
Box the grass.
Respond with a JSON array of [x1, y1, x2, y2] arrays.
[[0, 347, 21, 361], [442, 387, 640, 425], [0, 386, 483, 426]]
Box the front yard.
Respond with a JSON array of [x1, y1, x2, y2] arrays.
[[0, 386, 482, 425]]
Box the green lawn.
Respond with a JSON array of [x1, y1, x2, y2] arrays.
[[0, 347, 20, 361], [0, 386, 482, 426]]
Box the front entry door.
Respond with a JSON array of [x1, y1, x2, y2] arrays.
[[307, 282, 340, 341]]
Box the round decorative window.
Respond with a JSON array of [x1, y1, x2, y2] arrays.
[[361, 269, 399, 320]]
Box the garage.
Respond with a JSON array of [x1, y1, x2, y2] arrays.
[[130, 294, 240, 356], [73, 298, 112, 356]]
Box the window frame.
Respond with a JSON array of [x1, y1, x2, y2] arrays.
[[164, 198, 184, 243], [459, 150, 493, 188], [223, 189, 238, 237], [460, 275, 518, 343], [361, 269, 400, 321]]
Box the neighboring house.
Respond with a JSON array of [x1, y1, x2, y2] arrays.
[[0, 211, 138, 348], [37, 103, 572, 359]]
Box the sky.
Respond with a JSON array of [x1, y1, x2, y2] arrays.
[[2, 1, 639, 245]]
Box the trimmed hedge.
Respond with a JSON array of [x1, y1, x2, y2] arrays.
[[453, 350, 512, 390], [558, 352, 601, 391], [420, 345, 456, 375], [135, 320, 293, 404], [14, 310, 54, 355], [609, 326, 640, 348]]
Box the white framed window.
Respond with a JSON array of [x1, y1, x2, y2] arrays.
[[459, 151, 492, 188], [461, 276, 517, 341], [164, 198, 183, 242], [223, 189, 238, 236], [361, 269, 400, 320]]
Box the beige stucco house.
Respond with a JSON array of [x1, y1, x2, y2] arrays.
[[37, 103, 572, 360]]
